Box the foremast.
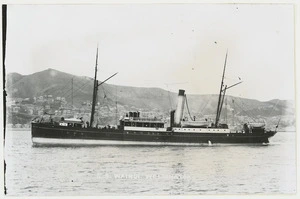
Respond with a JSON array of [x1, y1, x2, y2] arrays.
[[90, 46, 118, 127], [90, 46, 99, 126]]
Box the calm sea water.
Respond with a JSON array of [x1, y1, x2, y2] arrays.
[[4, 130, 296, 196]]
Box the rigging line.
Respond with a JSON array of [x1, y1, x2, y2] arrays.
[[68, 77, 92, 90], [230, 99, 241, 124], [268, 99, 280, 117], [97, 85, 109, 108], [101, 84, 151, 111], [185, 95, 194, 121], [99, 85, 115, 102], [238, 99, 257, 122], [6, 78, 22, 90], [97, 85, 120, 113], [275, 117, 281, 129], [232, 113, 243, 124], [111, 86, 150, 110], [65, 80, 92, 99], [197, 95, 213, 117], [64, 78, 92, 96], [77, 75, 117, 101], [232, 99, 256, 122], [47, 81, 70, 97], [64, 76, 101, 99], [98, 86, 114, 112], [58, 86, 72, 97], [56, 76, 77, 95], [224, 96, 228, 123], [234, 97, 257, 120], [42, 76, 79, 100], [234, 98, 256, 119], [57, 84, 77, 100], [164, 84, 174, 111], [115, 85, 118, 125], [167, 90, 173, 110], [231, 101, 252, 121], [57, 86, 77, 100]]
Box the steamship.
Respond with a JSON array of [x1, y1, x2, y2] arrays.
[[31, 49, 277, 146]]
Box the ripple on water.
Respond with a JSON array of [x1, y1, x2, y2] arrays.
[[4, 131, 297, 195]]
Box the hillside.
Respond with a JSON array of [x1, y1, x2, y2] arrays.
[[5, 68, 295, 130]]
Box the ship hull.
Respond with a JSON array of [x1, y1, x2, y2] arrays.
[[31, 123, 276, 146]]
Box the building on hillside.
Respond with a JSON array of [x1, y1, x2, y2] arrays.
[[12, 105, 20, 113]]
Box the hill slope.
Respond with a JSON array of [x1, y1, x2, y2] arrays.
[[5, 68, 295, 129]]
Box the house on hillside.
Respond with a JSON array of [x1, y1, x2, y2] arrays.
[[12, 105, 20, 113]]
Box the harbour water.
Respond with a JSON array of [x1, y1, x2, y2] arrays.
[[4, 130, 296, 196]]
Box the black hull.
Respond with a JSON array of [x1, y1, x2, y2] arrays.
[[31, 123, 277, 146]]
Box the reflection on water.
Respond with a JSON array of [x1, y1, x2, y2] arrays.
[[4, 131, 296, 196]]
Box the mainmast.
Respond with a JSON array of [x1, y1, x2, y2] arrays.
[[90, 46, 99, 126], [215, 51, 228, 127], [214, 51, 242, 127]]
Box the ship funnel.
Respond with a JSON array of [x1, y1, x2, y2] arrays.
[[174, 89, 185, 126]]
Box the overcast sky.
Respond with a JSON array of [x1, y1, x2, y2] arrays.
[[5, 4, 294, 101]]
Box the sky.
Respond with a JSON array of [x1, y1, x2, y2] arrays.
[[4, 4, 295, 101]]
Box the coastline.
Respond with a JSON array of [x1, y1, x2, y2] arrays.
[[5, 128, 30, 131], [3, 127, 295, 132]]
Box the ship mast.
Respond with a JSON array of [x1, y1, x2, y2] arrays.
[[90, 46, 118, 127], [90, 47, 99, 126], [214, 52, 242, 127], [71, 78, 74, 107], [215, 51, 228, 127]]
